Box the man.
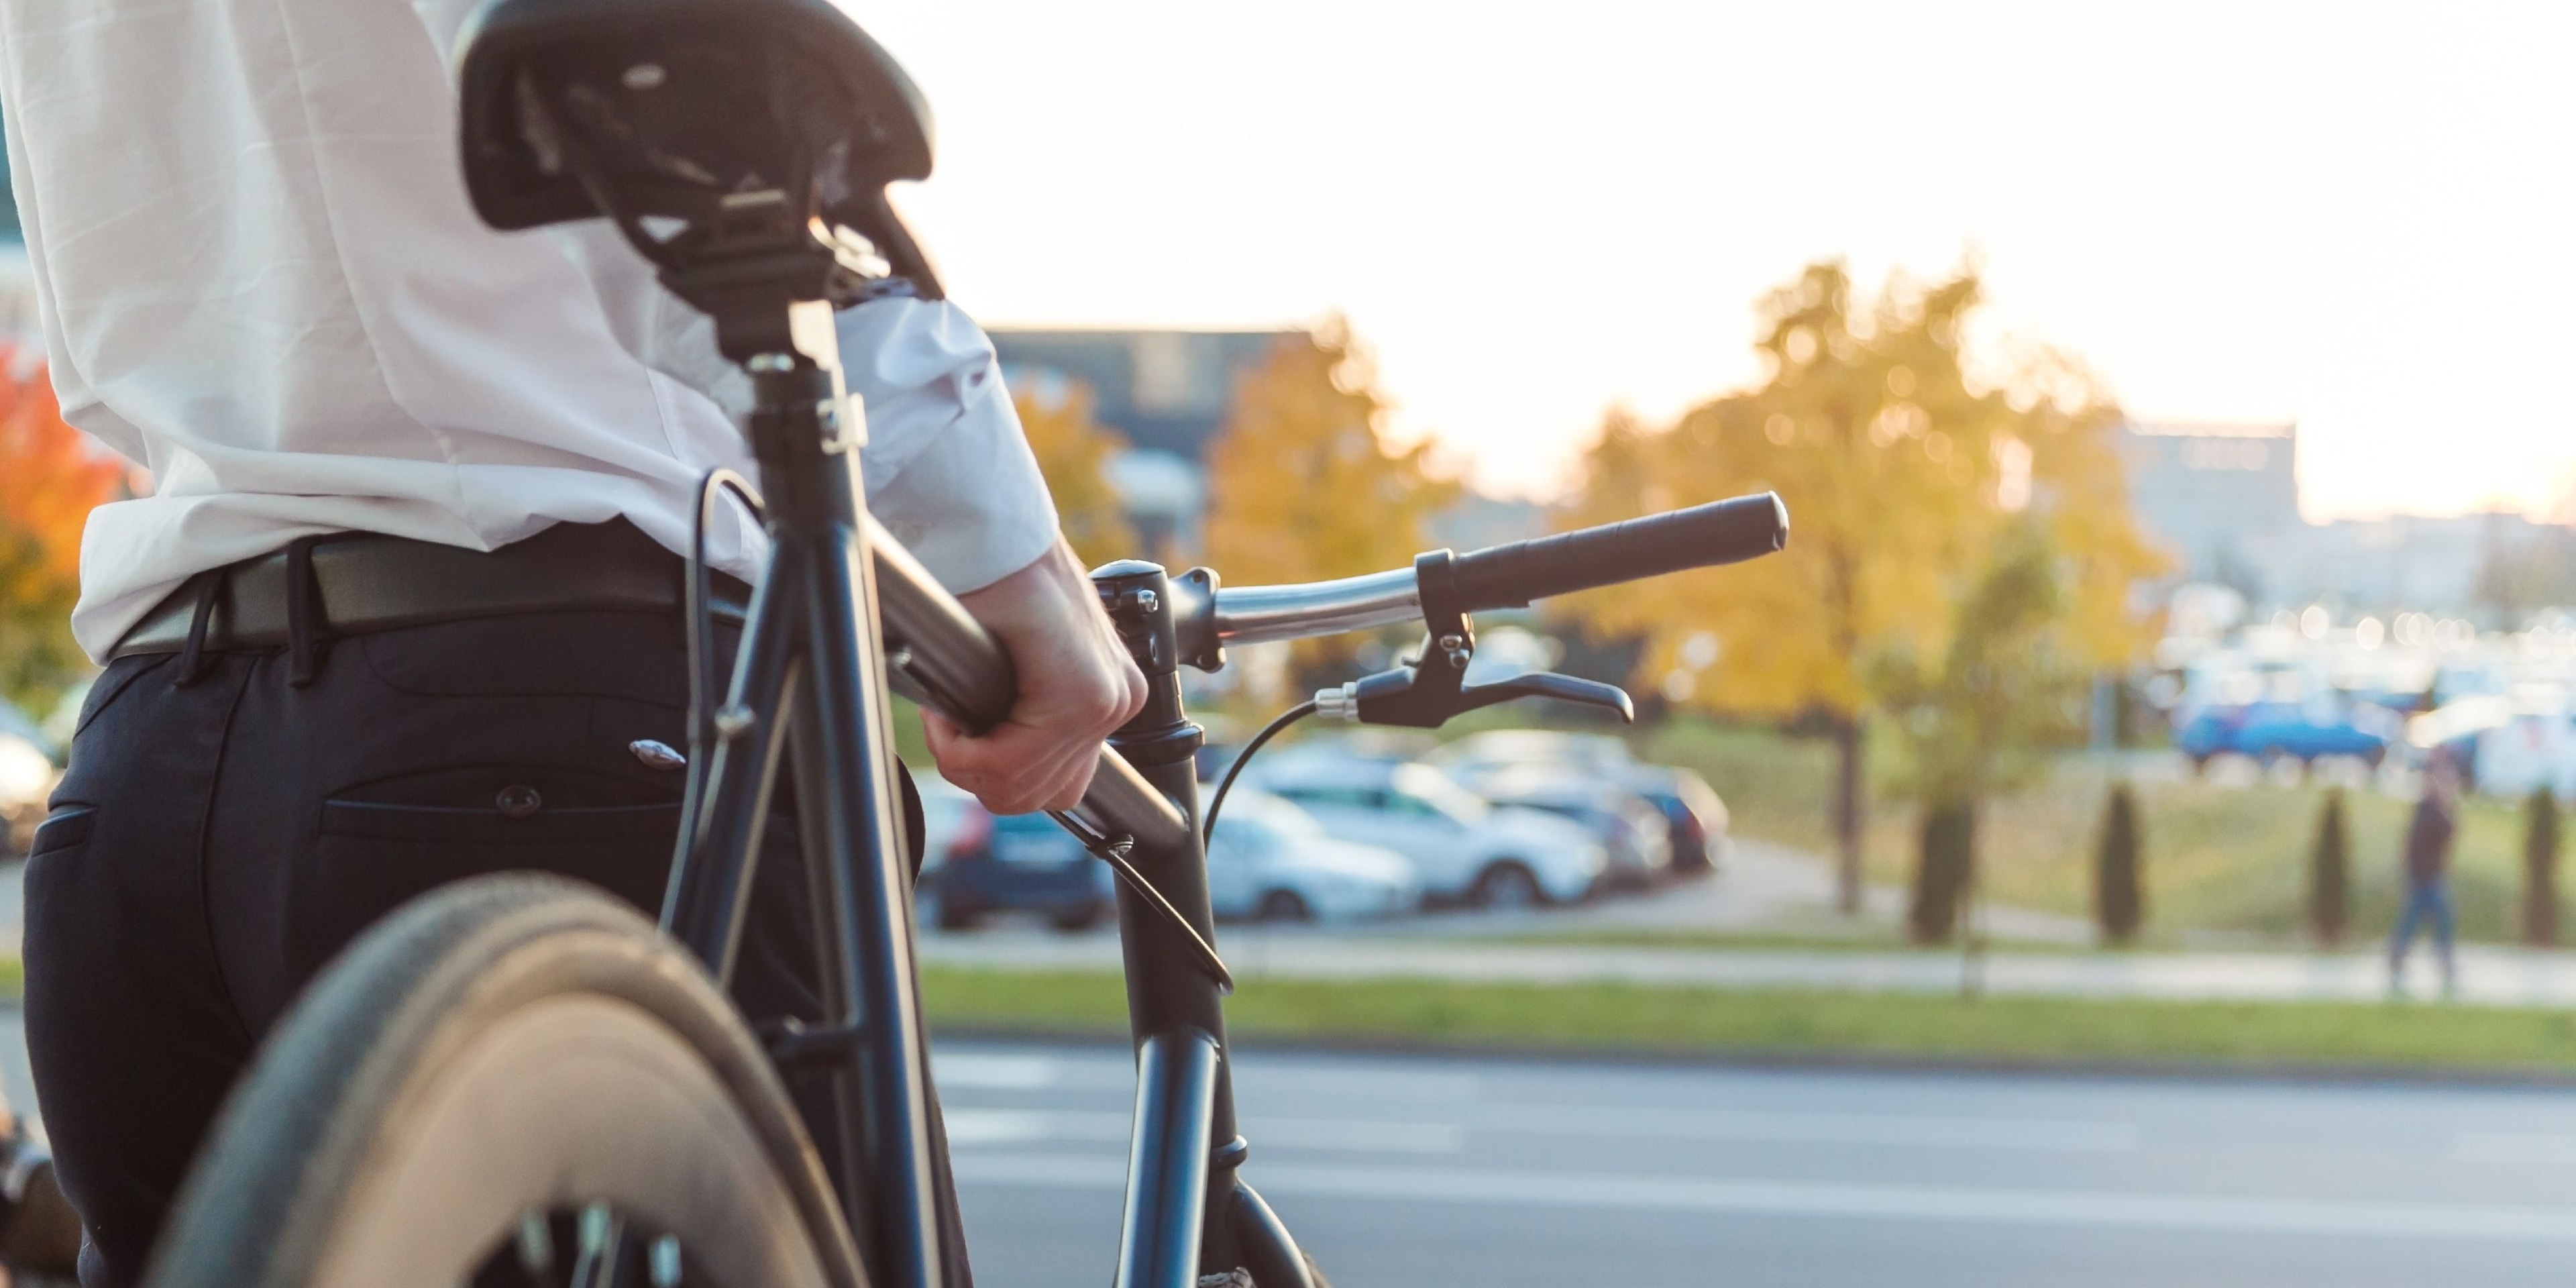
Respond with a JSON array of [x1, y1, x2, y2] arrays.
[[0, 1, 1146, 1283], [2388, 756, 2463, 997]]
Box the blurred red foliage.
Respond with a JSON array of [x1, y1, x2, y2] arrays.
[[0, 349, 119, 588]]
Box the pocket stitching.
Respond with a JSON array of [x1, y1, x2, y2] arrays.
[[74, 659, 161, 738], [28, 806, 94, 858], [317, 799, 680, 845]]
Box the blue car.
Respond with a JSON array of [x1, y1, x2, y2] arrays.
[[919, 805, 1114, 932], [2179, 699, 2394, 767]]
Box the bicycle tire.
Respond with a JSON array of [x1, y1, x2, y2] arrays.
[[144, 873, 867, 1288]]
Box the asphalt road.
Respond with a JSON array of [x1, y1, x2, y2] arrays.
[[10, 994, 2576, 1286], [936, 1041, 2576, 1288]]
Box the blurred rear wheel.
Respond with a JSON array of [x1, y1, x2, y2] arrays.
[[1472, 862, 1544, 911], [1048, 901, 1107, 933], [1256, 890, 1313, 924], [934, 888, 981, 932]]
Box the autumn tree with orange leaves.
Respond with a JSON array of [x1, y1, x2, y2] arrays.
[[1204, 320, 1458, 690], [1012, 378, 1137, 570], [1555, 262, 2162, 914], [0, 354, 121, 710]]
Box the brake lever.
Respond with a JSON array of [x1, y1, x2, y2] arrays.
[[1317, 665, 1634, 728], [1308, 547, 1637, 729], [1454, 672, 1636, 723]]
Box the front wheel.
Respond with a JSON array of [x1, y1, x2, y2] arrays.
[[144, 874, 865, 1288]]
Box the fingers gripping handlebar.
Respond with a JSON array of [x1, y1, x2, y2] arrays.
[[866, 522, 1191, 853]]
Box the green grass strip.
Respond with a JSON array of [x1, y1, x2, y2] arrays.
[[922, 965, 2576, 1077]]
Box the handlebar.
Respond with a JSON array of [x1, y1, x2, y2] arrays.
[[867, 489, 1786, 847], [1206, 490, 1788, 648]]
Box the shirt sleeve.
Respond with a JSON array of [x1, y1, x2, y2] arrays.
[[409, 0, 477, 54], [407, 0, 1059, 594], [839, 297, 1061, 594]]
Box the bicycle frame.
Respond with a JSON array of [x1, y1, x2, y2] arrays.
[[650, 307, 1301, 1288]]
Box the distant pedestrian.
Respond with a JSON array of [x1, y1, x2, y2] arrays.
[[2389, 757, 2463, 996]]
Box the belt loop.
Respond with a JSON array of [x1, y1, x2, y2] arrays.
[[286, 537, 330, 688], [171, 572, 221, 688]]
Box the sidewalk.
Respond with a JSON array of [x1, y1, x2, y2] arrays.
[[920, 838, 2574, 1008], [920, 927, 2576, 1008]]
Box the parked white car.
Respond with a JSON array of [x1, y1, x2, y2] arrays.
[[1428, 729, 1733, 875], [2464, 708, 2576, 800], [1205, 792, 1420, 923], [1251, 755, 1606, 908], [1461, 766, 1674, 887], [910, 773, 976, 875], [1, 700, 60, 849]]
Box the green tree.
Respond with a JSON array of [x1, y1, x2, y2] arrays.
[[1012, 380, 1136, 569], [2310, 789, 2351, 948], [1908, 800, 1974, 945], [1205, 319, 1458, 684], [2526, 788, 2561, 947], [2095, 782, 2145, 946], [1558, 262, 2161, 911]]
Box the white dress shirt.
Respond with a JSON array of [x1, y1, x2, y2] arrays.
[[0, 0, 1060, 661]]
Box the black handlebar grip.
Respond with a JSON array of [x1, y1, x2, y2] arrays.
[[1449, 491, 1788, 611]]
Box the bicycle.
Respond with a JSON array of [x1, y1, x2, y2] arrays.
[[136, 2, 1788, 1285]]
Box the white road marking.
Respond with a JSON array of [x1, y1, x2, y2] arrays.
[[944, 1110, 1468, 1154], [1465, 1102, 2139, 1152], [944, 1109, 1128, 1145], [932, 1055, 1062, 1090], [2454, 1132, 2576, 1165], [950, 1154, 2576, 1243]]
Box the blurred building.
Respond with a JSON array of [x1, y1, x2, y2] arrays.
[[989, 329, 1291, 462], [1427, 492, 1547, 554], [991, 328, 1293, 560], [992, 327, 1550, 568], [2116, 420, 2300, 594], [2121, 418, 2572, 618]]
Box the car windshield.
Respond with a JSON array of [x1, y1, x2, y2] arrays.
[[1393, 767, 1491, 823], [1214, 796, 1328, 856], [1214, 815, 1288, 857]]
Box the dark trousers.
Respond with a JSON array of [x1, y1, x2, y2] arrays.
[[2387, 875, 2458, 983], [25, 608, 833, 1287]]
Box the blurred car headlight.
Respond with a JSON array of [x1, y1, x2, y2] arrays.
[[0, 737, 55, 813]]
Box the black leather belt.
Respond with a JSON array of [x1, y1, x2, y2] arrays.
[[109, 519, 753, 661]]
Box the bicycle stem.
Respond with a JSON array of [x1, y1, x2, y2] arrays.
[[1091, 559, 1281, 1288]]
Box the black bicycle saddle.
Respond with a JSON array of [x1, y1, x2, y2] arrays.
[[455, 0, 941, 298]]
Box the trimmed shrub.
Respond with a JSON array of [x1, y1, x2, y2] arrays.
[[2527, 789, 2561, 948], [2094, 783, 2146, 946], [1909, 799, 1976, 945], [2309, 788, 2351, 948]]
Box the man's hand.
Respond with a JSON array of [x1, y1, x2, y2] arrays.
[[922, 539, 1150, 814]]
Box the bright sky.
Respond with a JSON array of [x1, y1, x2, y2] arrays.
[[843, 1, 2576, 521]]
